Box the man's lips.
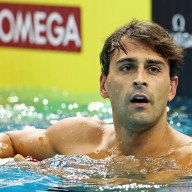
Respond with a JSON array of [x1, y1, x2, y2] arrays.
[[130, 94, 150, 105]]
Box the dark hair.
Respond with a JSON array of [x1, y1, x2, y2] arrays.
[[100, 20, 184, 78]]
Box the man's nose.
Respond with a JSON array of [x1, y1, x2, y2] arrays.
[[133, 70, 148, 87]]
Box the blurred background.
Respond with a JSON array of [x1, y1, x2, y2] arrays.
[[1, 2, 192, 190], [0, 0, 151, 104], [0, 0, 191, 130]]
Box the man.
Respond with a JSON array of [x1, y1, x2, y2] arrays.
[[0, 20, 191, 169]]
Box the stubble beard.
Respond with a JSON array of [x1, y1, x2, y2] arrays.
[[112, 100, 159, 136]]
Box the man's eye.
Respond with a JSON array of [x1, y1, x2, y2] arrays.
[[149, 66, 160, 73], [121, 65, 133, 72]]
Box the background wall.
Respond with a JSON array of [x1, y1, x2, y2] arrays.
[[0, 0, 151, 97], [152, 0, 192, 97]]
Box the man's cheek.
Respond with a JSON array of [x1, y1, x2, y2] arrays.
[[108, 83, 122, 98]]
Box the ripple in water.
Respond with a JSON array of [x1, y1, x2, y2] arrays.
[[2, 154, 192, 191]]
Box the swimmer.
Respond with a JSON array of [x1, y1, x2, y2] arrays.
[[0, 20, 192, 171]]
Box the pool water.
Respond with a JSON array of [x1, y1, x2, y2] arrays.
[[1, 154, 192, 191], [0, 167, 61, 192], [0, 93, 192, 192]]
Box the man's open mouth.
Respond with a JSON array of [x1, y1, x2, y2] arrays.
[[130, 94, 150, 103]]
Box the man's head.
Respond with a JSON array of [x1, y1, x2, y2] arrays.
[[99, 20, 184, 134], [100, 20, 183, 78]]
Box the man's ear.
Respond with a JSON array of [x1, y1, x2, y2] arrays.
[[168, 76, 178, 102], [100, 73, 109, 98]]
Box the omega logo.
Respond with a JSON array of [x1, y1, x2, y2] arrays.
[[0, 3, 81, 52], [171, 14, 192, 49], [172, 14, 185, 32]]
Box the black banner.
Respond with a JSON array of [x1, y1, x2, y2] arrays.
[[152, 0, 192, 97]]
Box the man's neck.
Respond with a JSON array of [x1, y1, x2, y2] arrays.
[[115, 120, 173, 157]]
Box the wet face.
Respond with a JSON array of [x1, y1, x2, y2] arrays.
[[100, 37, 178, 132]]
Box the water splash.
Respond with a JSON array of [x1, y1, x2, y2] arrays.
[[2, 154, 192, 191]]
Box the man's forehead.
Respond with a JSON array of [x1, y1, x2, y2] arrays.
[[110, 37, 168, 65], [120, 36, 153, 52]]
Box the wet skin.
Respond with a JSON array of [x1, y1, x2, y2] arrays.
[[100, 37, 177, 131], [0, 38, 191, 171], [100, 37, 190, 157]]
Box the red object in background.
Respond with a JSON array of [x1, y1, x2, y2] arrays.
[[0, 3, 81, 52]]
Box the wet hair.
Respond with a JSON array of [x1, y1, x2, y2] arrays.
[[100, 19, 184, 78]]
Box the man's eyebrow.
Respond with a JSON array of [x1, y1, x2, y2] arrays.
[[116, 58, 136, 64], [116, 58, 166, 66], [146, 59, 165, 66]]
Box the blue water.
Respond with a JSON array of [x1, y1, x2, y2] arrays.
[[0, 96, 192, 191], [1, 155, 192, 192], [0, 167, 61, 191]]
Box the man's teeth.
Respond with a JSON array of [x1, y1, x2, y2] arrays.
[[131, 96, 149, 102], [135, 96, 145, 99]]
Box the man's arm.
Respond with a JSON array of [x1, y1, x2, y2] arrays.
[[4, 117, 106, 160], [6, 128, 54, 160], [0, 133, 15, 158]]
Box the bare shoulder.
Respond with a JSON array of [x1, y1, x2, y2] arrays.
[[46, 117, 115, 155], [172, 141, 192, 170], [174, 128, 192, 143], [47, 117, 111, 133], [46, 117, 115, 145], [166, 127, 192, 169]]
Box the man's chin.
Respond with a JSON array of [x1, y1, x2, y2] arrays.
[[126, 115, 154, 128]]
